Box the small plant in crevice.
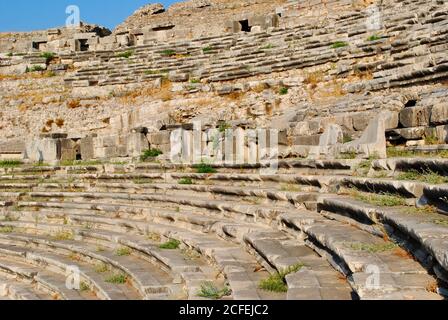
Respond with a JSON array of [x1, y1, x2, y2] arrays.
[[260, 43, 275, 50], [178, 178, 194, 185], [202, 46, 213, 53], [337, 151, 357, 160], [95, 263, 109, 273], [40, 52, 56, 63], [52, 230, 74, 241], [259, 263, 305, 293], [397, 169, 448, 185], [347, 242, 398, 253], [278, 87, 289, 95], [159, 239, 181, 250], [195, 162, 217, 174], [161, 49, 176, 57], [197, 282, 231, 300], [140, 148, 163, 161], [343, 134, 353, 143], [331, 41, 349, 49], [105, 273, 127, 284], [0, 226, 14, 233], [367, 35, 381, 41], [79, 281, 91, 292], [424, 134, 439, 145], [348, 189, 408, 207], [0, 160, 22, 168], [115, 50, 134, 59], [115, 247, 131, 256]]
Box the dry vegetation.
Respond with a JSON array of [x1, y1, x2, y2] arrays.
[[67, 99, 81, 109], [117, 79, 173, 105]]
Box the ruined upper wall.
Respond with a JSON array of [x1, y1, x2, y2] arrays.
[[114, 0, 287, 38], [0, 0, 380, 54], [0, 23, 111, 53]]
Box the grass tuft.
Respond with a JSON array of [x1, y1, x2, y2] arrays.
[[337, 151, 357, 159], [115, 247, 131, 256], [259, 263, 304, 293], [79, 281, 90, 292], [331, 41, 349, 49], [202, 46, 213, 53], [161, 49, 176, 57], [348, 189, 408, 207], [159, 239, 181, 250], [197, 282, 231, 299], [115, 50, 133, 59], [52, 230, 74, 241], [195, 162, 217, 174], [94, 263, 109, 273], [140, 148, 163, 161], [347, 242, 398, 253], [0, 226, 14, 233], [397, 169, 448, 185], [278, 87, 289, 95], [178, 178, 194, 185], [105, 273, 127, 284], [40, 52, 56, 63], [0, 160, 22, 168], [367, 35, 381, 41]]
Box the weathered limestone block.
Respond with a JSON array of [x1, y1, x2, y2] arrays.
[[24, 139, 59, 162], [126, 132, 149, 157], [435, 125, 448, 144], [351, 113, 371, 131], [80, 136, 94, 160], [293, 135, 321, 146], [0, 139, 25, 159], [148, 131, 171, 145], [340, 111, 389, 159], [152, 143, 171, 155], [391, 127, 426, 140], [168, 71, 189, 82], [307, 124, 344, 159], [430, 103, 448, 125], [399, 106, 431, 128], [60, 139, 77, 161]]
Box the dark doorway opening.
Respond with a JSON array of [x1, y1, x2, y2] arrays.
[[239, 20, 252, 32], [32, 41, 47, 51], [404, 100, 417, 108], [79, 39, 89, 52]]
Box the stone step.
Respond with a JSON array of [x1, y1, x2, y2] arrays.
[[87, 182, 319, 207], [4, 200, 357, 300], [0, 214, 219, 300], [0, 274, 52, 300], [279, 209, 443, 299], [0, 243, 140, 300], [0, 232, 176, 299], [0, 215, 271, 300], [318, 195, 448, 285], [0, 255, 95, 300], [18, 191, 299, 224], [243, 230, 353, 300]]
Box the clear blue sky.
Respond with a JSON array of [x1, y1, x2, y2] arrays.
[[0, 1, 180, 32]]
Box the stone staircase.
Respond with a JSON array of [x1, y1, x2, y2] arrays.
[[0, 157, 447, 300], [59, 0, 448, 91]]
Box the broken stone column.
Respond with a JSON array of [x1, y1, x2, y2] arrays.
[[24, 138, 60, 162], [126, 132, 149, 157], [308, 124, 344, 159], [80, 136, 95, 160], [339, 111, 389, 159], [170, 128, 182, 163]]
